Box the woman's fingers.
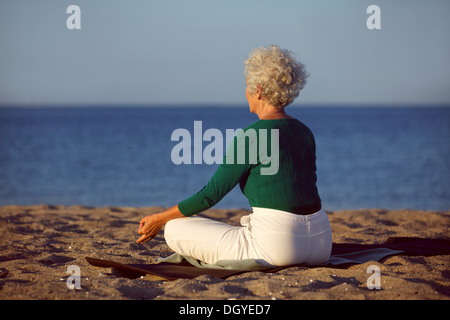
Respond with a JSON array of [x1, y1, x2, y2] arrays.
[[136, 228, 153, 243], [136, 230, 157, 244], [138, 219, 146, 234], [138, 216, 152, 234], [136, 233, 149, 244]]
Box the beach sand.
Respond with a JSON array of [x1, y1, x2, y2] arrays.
[[0, 205, 449, 300]]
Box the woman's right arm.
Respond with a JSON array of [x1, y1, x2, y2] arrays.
[[177, 129, 256, 217]]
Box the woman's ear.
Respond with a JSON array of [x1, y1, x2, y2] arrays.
[[256, 85, 262, 100]]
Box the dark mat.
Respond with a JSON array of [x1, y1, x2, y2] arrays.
[[86, 256, 247, 280], [331, 237, 450, 256], [86, 237, 450, 280]]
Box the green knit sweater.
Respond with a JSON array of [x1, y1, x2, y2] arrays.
[[178, 118, 322, 216]]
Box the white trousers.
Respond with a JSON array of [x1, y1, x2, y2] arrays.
[[164, 207, 332, 267]]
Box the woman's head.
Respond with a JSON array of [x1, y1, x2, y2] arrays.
[[245, 45, 308, 109]]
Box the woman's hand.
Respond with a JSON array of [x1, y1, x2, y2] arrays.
[[136, 213, 164, 244], [136, 205, 185, 244]]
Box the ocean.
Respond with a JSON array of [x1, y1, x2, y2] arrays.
[[0, 106, 449, 212]]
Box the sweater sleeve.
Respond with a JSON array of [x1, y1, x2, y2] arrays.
[[177, 127, 256, 216]]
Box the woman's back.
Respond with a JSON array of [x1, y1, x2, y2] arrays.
[[239, 118, 321, 215]]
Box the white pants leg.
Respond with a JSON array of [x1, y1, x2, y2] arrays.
[[164, 216, 256, 265], [164, 207, 332, 267]]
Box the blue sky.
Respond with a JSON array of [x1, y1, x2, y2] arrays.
[[1, 0, 449, 106]]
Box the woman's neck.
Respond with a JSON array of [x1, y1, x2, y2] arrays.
[[258, 108, 293, 120]]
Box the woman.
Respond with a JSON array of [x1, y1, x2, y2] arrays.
[[137, 45, 332, 267]]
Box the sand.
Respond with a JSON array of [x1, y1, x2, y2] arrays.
[[0, 204, 449, 300]]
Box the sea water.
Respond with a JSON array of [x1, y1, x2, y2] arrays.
[[0, 105, 448, 211]]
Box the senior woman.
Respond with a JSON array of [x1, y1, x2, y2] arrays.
[[137, 45, 332, 267]]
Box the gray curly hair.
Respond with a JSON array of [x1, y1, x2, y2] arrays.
[[245, 45, 309, 108]]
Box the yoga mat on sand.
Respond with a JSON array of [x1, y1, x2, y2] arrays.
[[86, 237, 450, 280]]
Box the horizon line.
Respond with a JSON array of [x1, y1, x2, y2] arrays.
[[1, 102, 450, 109]]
